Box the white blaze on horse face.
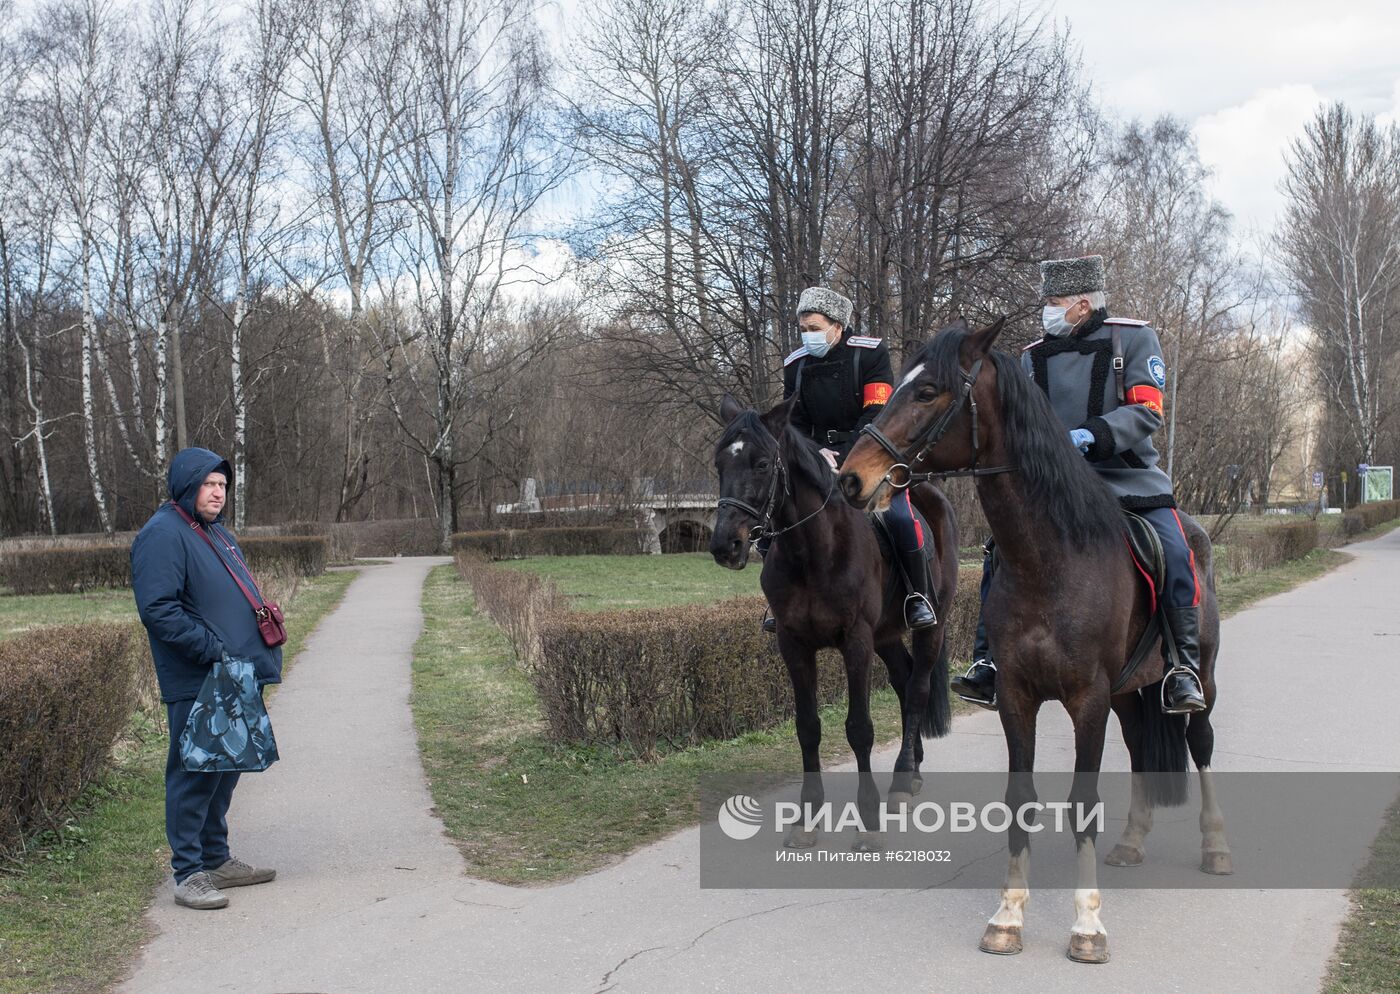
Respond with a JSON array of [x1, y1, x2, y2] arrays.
[[897, 363, 925, 393], [727, 441, 744, 457]]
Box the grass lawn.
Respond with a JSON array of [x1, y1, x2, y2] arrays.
[[0, 587, 142, 639], [496, 552, 761, 611], [0, 569, 356, 994], [1326, 795, 1400, 993], [412, 562, 925, 884]]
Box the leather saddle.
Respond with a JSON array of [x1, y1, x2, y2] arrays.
[[1114, 510, 1179, 694], [984, 510, 1176, 694]]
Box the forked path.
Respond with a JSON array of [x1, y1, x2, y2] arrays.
[[118, 534, 1400, 994]]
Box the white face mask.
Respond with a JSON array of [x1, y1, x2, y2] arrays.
[[1042, 305, 1075, 337], [801, 329, 835, 357]]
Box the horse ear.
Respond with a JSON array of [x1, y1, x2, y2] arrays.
[[719, 393, 744, 424], [762, 394, 799, 432], [965, 315, 1008, 357]]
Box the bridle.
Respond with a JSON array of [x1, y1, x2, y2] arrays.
[[857, 356, 1014, 489], [716, 445, 837, 541]]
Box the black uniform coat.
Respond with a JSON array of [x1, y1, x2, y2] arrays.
[[782, 329, 895, 461]]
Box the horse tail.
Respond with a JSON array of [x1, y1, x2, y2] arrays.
[[920, 633, 952, 739], [1138, 682, 1189, 807]]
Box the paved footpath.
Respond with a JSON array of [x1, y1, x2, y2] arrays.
[[118, 533, 1400, 994]]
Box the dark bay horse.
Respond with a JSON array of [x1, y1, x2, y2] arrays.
[[838, 319, 1230, 964], [710, 394, 958, 848]]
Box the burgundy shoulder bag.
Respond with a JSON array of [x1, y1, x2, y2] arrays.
[[169, 502, 288, 648]]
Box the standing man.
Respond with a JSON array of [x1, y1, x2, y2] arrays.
[[132, 446, 279, 910], [951, 256, 1207, 714]]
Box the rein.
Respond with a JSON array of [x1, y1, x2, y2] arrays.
[[716, 450, 838, 541], [858, 356, 1014, 489]]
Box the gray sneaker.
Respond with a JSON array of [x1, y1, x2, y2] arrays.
[[173, 871, 228, 910], [207, 856, 276, 889]]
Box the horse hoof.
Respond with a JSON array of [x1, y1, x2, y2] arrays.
[[784, 828, 818, 849], [852, 832, 884, 853], [979, 924, 1023, 956], [886, 791, 914, 811], [1067, 932, 1110, 964], [910, 775, 923, 795], [1200, 850, 1233, 875], [1104, 844, 1144, 867]]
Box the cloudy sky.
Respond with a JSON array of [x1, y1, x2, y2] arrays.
[[537, 0, 1400, 249], [1047, 0, 1400, 243]]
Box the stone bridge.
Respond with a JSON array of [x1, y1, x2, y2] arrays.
[[495, 479, 718, 554]]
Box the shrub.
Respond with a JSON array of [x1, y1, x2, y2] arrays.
[[451, 527, 643, 559], [532, 598, 846, 755], [0, 544, 132, 595], [531, 564, 984, 756], [1341, 500, 1400, 538], [0, 624, 136, 857], [1220, 520, 1319, 577], [329, 517, 442, 558], [454, 552, 562, 668], [239, 536, 329, 577], [0, 534, 326, 594]]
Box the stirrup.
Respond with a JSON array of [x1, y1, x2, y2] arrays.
[[903, 592, 937, 628], [954, 659, 997, 710], [1160, 665, 1206, 715]]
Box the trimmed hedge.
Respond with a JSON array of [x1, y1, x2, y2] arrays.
[[0, 544, 130, 594], [1221, 520, 1319, 577], [455, 551, 562, 668], [1342, 499, 1400, 538], [533, 598, 854, 755], [0, 624, 135, 857], [0, 534, 327, 594], [239, 536, 329, 577], [452, 527, 643, 559], [527, 563, 982, 756], [328, 517, 442, 558]]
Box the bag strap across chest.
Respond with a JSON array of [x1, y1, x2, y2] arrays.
[[168, 502, 267, 614]]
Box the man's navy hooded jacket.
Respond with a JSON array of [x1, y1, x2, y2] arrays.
[[132, 447, 283, 703]]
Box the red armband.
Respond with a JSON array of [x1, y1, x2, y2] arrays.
[[863, 382, 892, 407], [1125, 384, 1164, 417]]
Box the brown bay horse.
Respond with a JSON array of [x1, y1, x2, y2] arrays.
[[710, 394, 958, 847], [838, 319, 1230, 964]]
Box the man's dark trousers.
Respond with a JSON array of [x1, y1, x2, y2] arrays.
[[164, 699, 241, 883]]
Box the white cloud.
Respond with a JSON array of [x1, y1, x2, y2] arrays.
[[1193, 85, 1326, 241]]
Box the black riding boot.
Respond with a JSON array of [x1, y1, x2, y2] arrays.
[[899, 547, 937, 630], [951, 613, 998, 710], [1162, 606, 1207, 714]]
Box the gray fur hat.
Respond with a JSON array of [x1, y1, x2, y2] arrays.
[[796, 286, 853, 329], [1040, 255, 1105, 299]]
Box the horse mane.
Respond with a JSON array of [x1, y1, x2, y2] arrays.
[[912, 328, 1123, 551], [716, 408, 835, 491]]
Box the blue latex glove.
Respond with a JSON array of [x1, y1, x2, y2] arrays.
[[1069, 428, 1094, 454]]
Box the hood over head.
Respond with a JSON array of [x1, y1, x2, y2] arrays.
[[168, 446, 233, 522]]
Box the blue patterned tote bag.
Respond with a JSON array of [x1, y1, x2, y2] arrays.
[[179, 654, 280, 772]]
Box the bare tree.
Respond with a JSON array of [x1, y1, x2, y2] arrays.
[[23, 0, 123, 531], [1278, 103, 1400, 467], [287, 0, 410, 521], [212, 0, 302, 528], [382, 0, 567, 552]]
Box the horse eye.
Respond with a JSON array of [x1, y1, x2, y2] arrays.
[[916, 387, 938, 403], [754, 459, 770, 471]]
